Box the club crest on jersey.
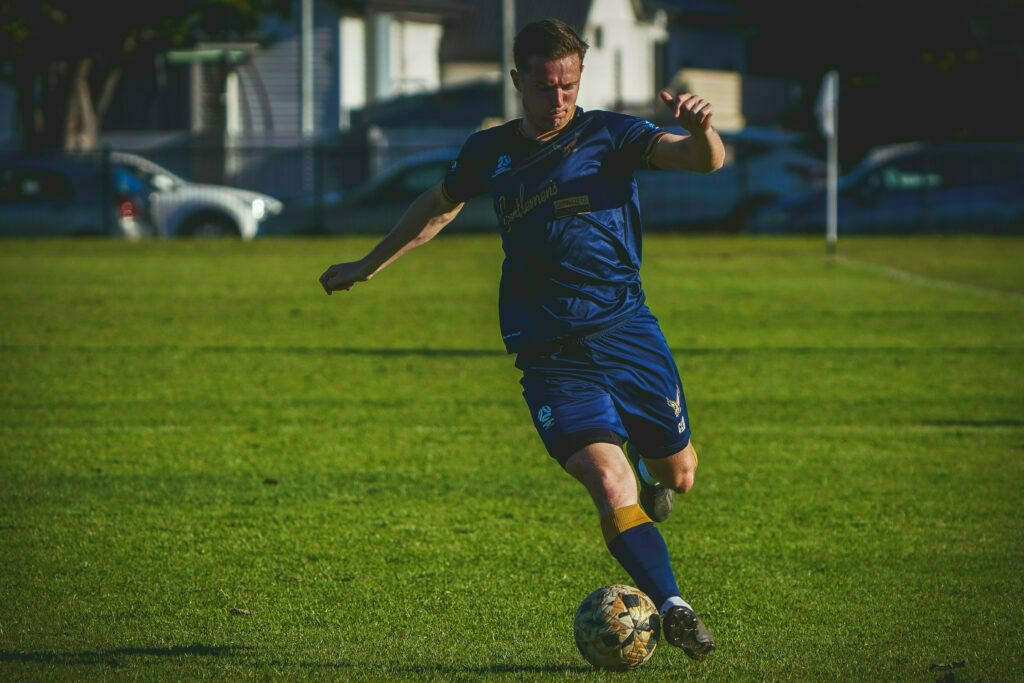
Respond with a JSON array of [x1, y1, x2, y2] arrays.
[[492, 155, 512, 177], [537, 405, 555, 430]]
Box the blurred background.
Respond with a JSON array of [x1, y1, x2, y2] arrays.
[[1, 0, 1022, 239]]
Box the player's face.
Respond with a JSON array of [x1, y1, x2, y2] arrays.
[[512, 54, 582, 135]]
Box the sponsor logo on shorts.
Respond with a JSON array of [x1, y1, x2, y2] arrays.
[[538, 405, 555, 430], [666, 385, 682, 418], [667, 385, 685, 433]]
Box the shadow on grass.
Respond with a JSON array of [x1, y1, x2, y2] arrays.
[[283, 661, 594, 675], [0, 643, 254, 666], [1, 646, 591, 674], [921, 418, 1024, 427], [9, 343, 1019, 357]]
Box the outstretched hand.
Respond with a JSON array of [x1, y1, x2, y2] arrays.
[[319, 260, 371, 295], [660, 91, 713, 134]]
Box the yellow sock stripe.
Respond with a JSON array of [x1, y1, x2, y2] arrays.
[[600, 504, 653, 545]]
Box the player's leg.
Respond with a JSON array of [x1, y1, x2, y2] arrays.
[[562, 441, 637, 516], [563, 441, 712, 661], [564, 443, 681, 612], [579, 312, 715, 660], [637, 440, 698, 495], [575, 307, 700, 520], [518, 347, 712, 660]]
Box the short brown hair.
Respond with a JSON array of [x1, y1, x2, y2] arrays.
[[513, 19, 589, 73]]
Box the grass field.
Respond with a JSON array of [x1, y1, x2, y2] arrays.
[[1, 235, 1023, 680]]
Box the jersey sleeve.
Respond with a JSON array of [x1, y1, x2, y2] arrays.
[[605, 112, 669, 172], [441, 131, 490, 204]]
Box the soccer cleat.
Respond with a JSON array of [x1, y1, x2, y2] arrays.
[[625, 442, 674, 522], [662, 605, 715, 661]]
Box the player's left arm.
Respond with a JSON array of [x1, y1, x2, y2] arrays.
[[650, 91, 725, 174]]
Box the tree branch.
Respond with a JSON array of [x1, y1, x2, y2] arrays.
[[95, 64, 123, 122]]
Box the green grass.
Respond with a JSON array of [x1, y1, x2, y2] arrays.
[[1, 235, 1023, 680]]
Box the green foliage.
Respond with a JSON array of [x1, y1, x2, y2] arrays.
[[1, 236, 1023, 679], [0, 0, 294, 55]]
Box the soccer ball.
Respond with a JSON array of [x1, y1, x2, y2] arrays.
[[573, 584, 660, 671]]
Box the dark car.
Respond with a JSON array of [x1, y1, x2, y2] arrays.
[[746, 143, 1024, 235], [320, 148, 496, 235], [0, 156, 152, 238], [636, 127, 825, 230]]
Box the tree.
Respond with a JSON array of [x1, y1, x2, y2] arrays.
[[0, 0, 293, 153]]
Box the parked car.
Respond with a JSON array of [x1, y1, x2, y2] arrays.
[[111, 152, 283, 239], [0, 156, 151, 238], [321, 148, 496, 234], [636, 127, 826, 230], [746, 142, 1024, 234], [317, 129, 824, 235]]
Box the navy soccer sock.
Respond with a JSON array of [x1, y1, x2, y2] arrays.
[[601, 504, 681, 609]]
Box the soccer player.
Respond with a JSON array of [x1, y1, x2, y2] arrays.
[[320, 18, 724, 662]]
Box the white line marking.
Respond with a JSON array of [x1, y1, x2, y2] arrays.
[[834, 255, 1024, 303], [730, 424, 1023, 435]]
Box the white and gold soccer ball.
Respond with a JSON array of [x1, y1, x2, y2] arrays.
[[573, 584, 660, 671]]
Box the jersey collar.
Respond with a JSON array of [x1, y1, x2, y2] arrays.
[[516, 106, 584, 144]]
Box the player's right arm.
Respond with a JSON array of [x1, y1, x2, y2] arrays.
[[319, 182, 463, 295]]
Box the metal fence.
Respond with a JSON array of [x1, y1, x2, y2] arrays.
[[3, 126, 838, 238]]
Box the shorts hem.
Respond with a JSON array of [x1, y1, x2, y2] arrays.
[[635, 434, 691, 460], [549, 428, 626, 468]]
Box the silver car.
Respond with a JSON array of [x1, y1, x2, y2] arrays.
[[111, 152, 283, 239]]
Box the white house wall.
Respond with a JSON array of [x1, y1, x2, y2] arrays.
[[234, 0, 340, 139], [387, 19, 443, 97], [580, 0, 666, 111], [340, 15, 366, 129]]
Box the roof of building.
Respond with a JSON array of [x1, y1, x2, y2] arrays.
[[440, 0, 594, 63], [643, 0, 742, 17]]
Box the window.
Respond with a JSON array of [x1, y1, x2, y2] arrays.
[[363, 161, 449, 204], [113, 166, 147, 194], [0, 169, 73, 202], [877, 159, 942, 191], [396, 163, 448, 195]]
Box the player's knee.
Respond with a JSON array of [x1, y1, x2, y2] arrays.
[[565, 444, 636, 505], [649, 453, 696, 493], [665, 466, 695, 494]]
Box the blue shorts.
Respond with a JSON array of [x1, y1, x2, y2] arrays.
[[516, 307, 691, 467]]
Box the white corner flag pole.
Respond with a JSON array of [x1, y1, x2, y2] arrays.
[[816, 71, 839, 253]]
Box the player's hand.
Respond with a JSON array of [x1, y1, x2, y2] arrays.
[[319, 260, 372, 295], [660, 91, 713, 134]]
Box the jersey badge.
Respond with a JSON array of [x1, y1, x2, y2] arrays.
[[491, 155, 512, 177], [538, 405, 555, 430]]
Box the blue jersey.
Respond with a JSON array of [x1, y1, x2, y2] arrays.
[[441, 107, 667, 353]]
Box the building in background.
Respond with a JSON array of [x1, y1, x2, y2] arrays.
[[58, 0, 806, 232]]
